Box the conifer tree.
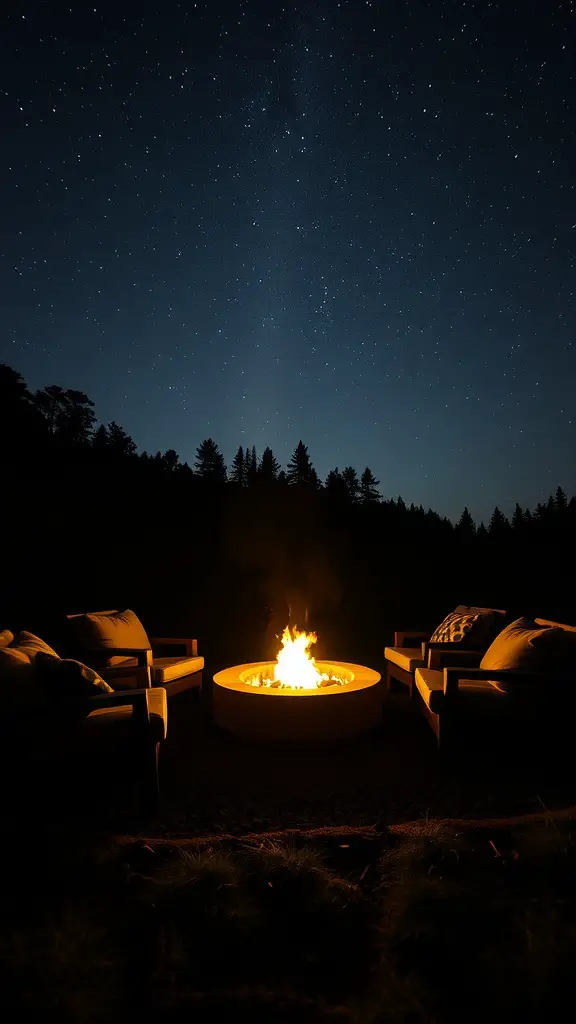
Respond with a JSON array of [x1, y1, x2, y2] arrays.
[[259, 446, 280, 482], [488, 506, 510, 536], [511, 503, 524, 531], [230, 446, 246, 486], [246, 444, 258, 484], [341, 466, 360, 502], [457, 506, 476, 537], [194, 438, 227, 481], [286, 440, 317, 487]]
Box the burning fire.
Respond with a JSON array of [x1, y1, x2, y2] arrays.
[[246, 625, 347, 690]]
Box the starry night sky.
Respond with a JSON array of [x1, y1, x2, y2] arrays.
[[1, 1, 574, 523]]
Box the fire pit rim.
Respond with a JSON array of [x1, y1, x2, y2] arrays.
[[213, 660, 380, 697]]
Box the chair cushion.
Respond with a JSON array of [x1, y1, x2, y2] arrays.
[[414, 668, 506, 715], [151, 655, 204, 685], [481, 617, 576, 674], [35, 653, 113, 700], [66, 609, 150, 667], [384, 647, 424, 673], [0, 629, 14, 648], [535, 617, 576, 633], [13, 631, 59, 661], [0, 632, 60, 715]]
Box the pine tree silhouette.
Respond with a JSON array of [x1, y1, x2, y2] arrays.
[[341, 466, 360, 502], [325, 468, 349, 502], [555, 486, 567, 511], [359, 467, 380, 503], [259, 446, 280, 482], [286, 440, 317, 486], [246, 445, 258, 484], [457, 506, 476, 537], [194, 438, 227, 481], [230, 445, 246, 486], [107, 422, 137, 458], [162, 448, 179, 471], [511, 503, 524, 531], [488, 506, 510, 535]]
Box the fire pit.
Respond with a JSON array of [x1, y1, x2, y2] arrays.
[[213, 626, 381, 743]]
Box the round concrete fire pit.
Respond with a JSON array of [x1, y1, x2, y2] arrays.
[[212, 661, 381, 743]]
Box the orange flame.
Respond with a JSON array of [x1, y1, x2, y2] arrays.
[[272, 625, 324, 690]]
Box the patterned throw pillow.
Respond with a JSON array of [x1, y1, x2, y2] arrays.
[[430, 612, 480, 644]]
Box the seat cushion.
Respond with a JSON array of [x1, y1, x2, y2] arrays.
[[151, 655, 204, 685], [414, 668, 507, 716], [67, 610, 150, 667], [480, 617, 576, 682], [384, 646, 424, 673]]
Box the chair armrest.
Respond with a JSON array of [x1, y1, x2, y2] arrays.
[[422, 640, 478, 657], [394, 630, 431, 647], [82, 688, 152, 729], [150, 636, 198, 657], [443, 666, 576, 698], [86, 648, 152, 688], [427, 648, 482, 670], [86, 647, 153, 665]]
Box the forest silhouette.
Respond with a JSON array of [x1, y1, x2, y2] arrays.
[[1, 362, 573, 665]]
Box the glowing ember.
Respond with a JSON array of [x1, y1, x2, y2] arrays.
[[246, 626, 347, 690]]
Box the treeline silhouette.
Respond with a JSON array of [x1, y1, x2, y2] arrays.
[[1, 363, 574, 664]]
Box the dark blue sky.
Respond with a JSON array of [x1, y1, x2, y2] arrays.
[[1, 1, 574, 523]]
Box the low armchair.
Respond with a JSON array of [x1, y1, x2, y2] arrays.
[[384, 605, 508, 695], [67, 610, 204, 695]]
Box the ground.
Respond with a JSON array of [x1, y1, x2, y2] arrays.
[[2, 673, 576, 1021]]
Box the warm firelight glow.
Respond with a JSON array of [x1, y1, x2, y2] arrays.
[[246, 626, 347, 690]]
